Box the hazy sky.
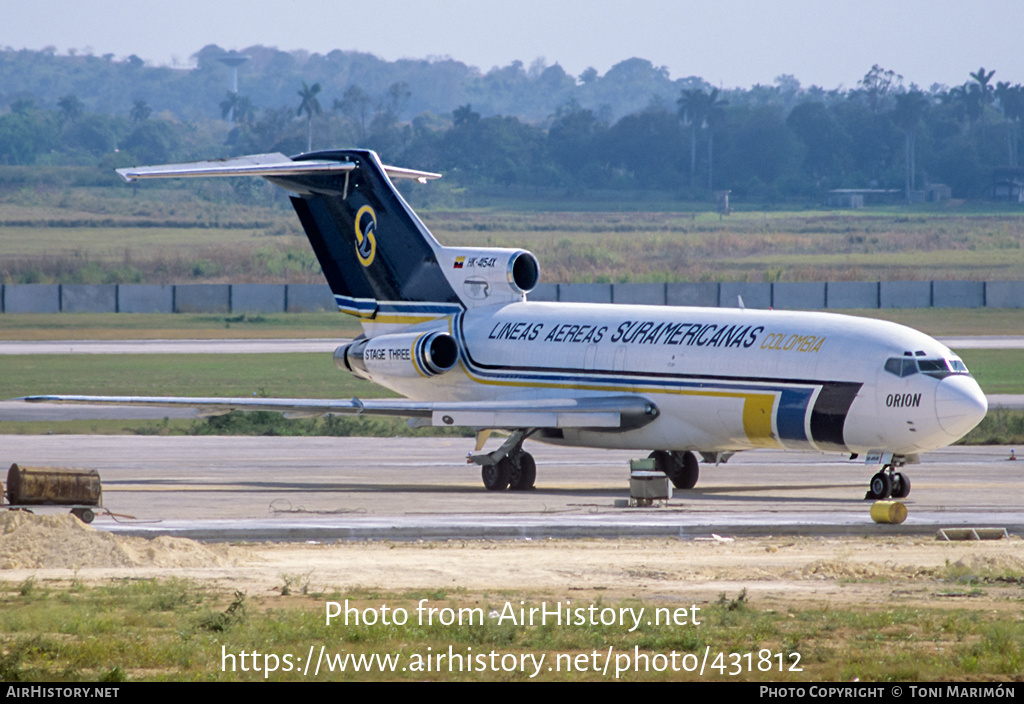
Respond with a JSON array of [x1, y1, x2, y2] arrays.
[[3, 0, 1019, 90]]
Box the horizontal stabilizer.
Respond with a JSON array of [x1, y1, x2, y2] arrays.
[[21, 394, 658, 429], [116, 152, 441, 184]]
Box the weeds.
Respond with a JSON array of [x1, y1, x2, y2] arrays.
[[198, 590, 248, 632], [18, 577, 37, 598], [279, 573, 314, 596], [717, 588, 749, 612], [182, 410, 473, 438]]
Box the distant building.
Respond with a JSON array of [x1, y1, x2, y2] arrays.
[[714, 190, 731, 214], [992, 180, 1024, 202], [826, 189, 902, 208], [906, 184, 952, 203], [991, 167, 1024, 202], [925, 183, 952, 202]]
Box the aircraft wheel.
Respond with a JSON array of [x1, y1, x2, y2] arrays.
[[508, 452, 536, 491], [482, 458, 511, 491], [670, 451, 700, 490], [648, 450, 673, 474], [891, 472, 911, 499], [867, 471, 892, 500]]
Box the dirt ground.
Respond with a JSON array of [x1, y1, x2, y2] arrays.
[[2, 512, 1022, 611]]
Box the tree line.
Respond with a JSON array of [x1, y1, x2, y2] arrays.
[[1, 44, 1022, 203]]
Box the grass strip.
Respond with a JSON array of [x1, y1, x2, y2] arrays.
[[2, 350, 1020, 401], [0, 578, 1021, 681]]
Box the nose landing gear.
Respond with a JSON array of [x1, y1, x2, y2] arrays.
[[866, 461, 911, 500]]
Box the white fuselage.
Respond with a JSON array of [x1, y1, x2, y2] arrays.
[[357, 301, 988, 457]]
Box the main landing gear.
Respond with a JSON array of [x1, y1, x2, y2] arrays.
[[648, 450, 700, 489], [481, 452, 536, 491], [866, 462, 912, 500], [471, 429, 537, 491]]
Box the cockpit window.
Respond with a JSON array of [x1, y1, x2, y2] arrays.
[[917, 358, 947, 374], [920, 358, 970, 378], [884, 357, 919, 377], [885, 356, 969, 378]]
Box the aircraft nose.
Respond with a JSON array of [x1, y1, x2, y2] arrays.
[[934, 375, 988, 439]]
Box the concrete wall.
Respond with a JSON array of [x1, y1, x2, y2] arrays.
[[986, 281, 1024, 308], [933, 280, 985, 308], [285, 284, 336, 312], [3, 284, 60, 313], [529, 283, 559, 302], [558, 283, 612, 304], [2, 281, 1023, 313], [612, 283, 666, 306], [826, 282, 879, 309], [61, 285, 117, 314], [880, 281, 931, 309], [720, 282, 771, 309], [174, 284, 230, 313], [118, 284, 174, 314], [666, 282, 719, 307], [231, 284, 285, 314], [772, 282, 826, 310]]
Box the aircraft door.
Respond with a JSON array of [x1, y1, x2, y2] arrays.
[[613, 346, 627, 372]]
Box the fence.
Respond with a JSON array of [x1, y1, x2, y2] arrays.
[[0, 281, 1021, 313]]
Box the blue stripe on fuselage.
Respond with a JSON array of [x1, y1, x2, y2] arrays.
[[777, 388, 815, 449]]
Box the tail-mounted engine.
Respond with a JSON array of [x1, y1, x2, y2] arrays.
[[439, 247, 540, 307], [335, 331, 460, 381]]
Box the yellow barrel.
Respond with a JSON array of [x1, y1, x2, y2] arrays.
[[870, 500, 907, 524]]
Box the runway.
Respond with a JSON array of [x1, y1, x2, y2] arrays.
[[1, 436, 1020, 541]]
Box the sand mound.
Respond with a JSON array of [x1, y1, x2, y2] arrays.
[[0, 511, 233, 570]]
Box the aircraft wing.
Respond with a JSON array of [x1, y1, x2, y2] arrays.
[[20, 395, 658, 430]]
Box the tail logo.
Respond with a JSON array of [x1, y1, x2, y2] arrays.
[[354, 205, 377, 267]]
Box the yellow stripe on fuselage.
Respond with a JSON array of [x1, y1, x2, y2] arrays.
[[741, 392, 778, 448], [458, 365, 782, 449], [371, 314, 446, 325]]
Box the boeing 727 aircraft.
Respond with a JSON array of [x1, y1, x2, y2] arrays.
[[26, 150, 989, 498]]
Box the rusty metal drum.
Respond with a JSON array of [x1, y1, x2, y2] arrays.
[[6, 464, 101, 507]]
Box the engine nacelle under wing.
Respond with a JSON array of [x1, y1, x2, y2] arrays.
[[336, 331, 459, 381]]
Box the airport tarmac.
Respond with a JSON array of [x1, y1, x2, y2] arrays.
[[1, 334, 1020, 541], [0, 435, 1020, 541]]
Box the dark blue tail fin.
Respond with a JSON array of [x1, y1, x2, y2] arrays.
[[272, 150, 461, 318]]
